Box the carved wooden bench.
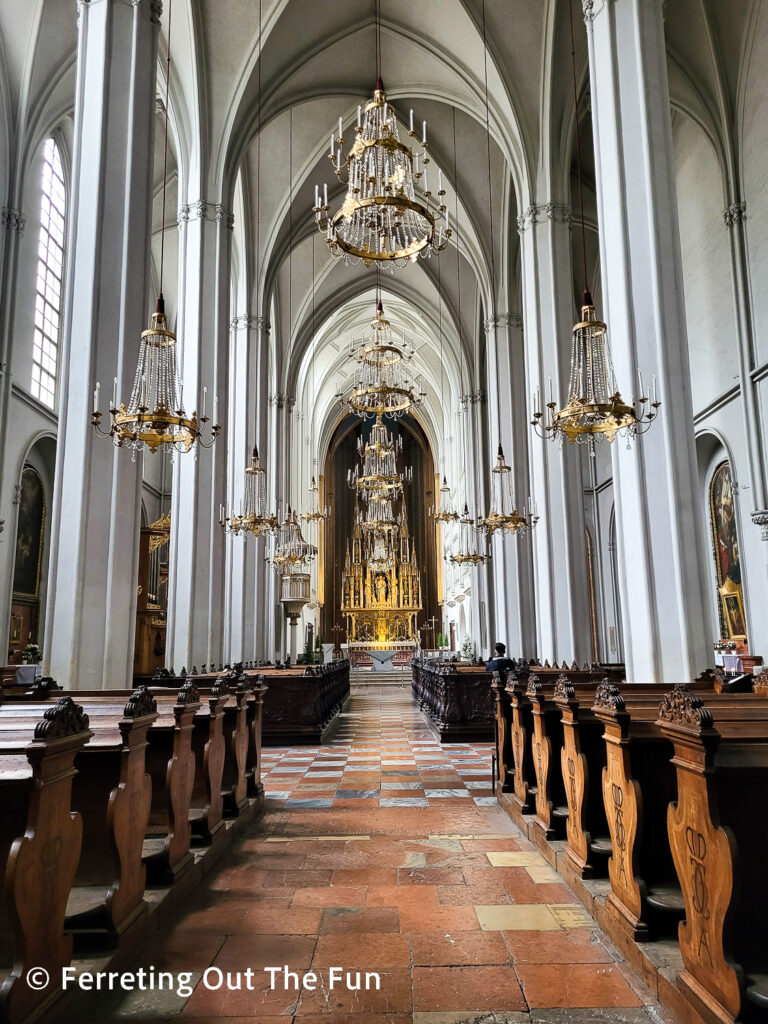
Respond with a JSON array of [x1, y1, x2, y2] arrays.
[[0, 697, 92, 1024], [0, 687, 158, 950], [658, 686, 768, 1024]]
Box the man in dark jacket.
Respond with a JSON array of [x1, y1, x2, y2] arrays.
[[486, 642, 514, 676]]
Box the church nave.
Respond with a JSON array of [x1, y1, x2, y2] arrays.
[[90, 691, 666, 1024]]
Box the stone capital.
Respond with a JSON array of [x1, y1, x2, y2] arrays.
[[723, 201, 747, 228], [483, 312, 524, 333], [460, 390, 486, 406], [178, 200, 234, 230], [230, 314, 270, 333], [516, 202, 571, 233], [268, 393, 296, 411], [1, 206, 25, 232], [752, 509, 768, 541]]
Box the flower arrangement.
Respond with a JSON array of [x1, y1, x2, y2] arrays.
[[22, 642, 42, 664], [461, 635, 474, 660]]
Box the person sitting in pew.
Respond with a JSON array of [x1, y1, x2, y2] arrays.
[[486, 642, 514, 676]]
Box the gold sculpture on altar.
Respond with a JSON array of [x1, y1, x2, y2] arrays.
[[340, 505, 422, 645]]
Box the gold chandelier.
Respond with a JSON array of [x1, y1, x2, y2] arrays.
[[476, 446, 538, 537], [531, 3, 660, 451], [91, 299, 219, 456], [92, 1, 218, 458], [301, 476, 328, 524], [219, 446, 277, 537], [531, 291, 660, 448], [313, 0, 449, 265], [269, 506, 317, 572], [348, 414, 411, 501], [430, 476, 459, 525], [448, 503, 489, 566], [338, 298, 426, 419]]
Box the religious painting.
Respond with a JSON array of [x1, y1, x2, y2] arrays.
[[709, 460, 745, 639], [12, 467, 45, 599]]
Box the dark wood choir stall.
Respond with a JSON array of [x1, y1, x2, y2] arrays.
[[0, 668, 267, 1024], [492, 662, 768, 1024]]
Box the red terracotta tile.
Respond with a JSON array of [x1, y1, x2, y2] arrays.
[[366, 884, 438, 908], [436, 883, 515, 906], [332, 867, 399, 886], [398, 904, 479, 933], [261, 869, 334, 888], [292, 886, 367, 908], [312, 932, 411, 968], [181, 972, 299, 1017], [212, 932, 316, 970], [503, 929, 614, 964], [239, 906, 323, 934], [396, 867, 465, 885], [412, 965, 526, 1011], [296, 967, 412, 1014], [320, 906, 400, 934], [517, 963, 644, 1008], [294, 1016, 409, 1024], [173, 900, 249, 933], [411, 930, 511, 966]]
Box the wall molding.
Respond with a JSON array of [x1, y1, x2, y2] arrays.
[[723, 201, 747, 228], [517, 202, 571, 233], [230, 314, 270, 333], [483, 312, 524, 332], [1, 206, 25, 232]]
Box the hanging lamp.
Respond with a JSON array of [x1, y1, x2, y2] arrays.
[[92, 0, 219, 457], [220, 0, 278, 537], [530, 0, 660, 450], [476, 0, 537, 537], [313, 0, 449, 266]]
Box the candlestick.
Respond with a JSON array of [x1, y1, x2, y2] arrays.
[[438, 169, 442, 192], [112, 376, 118, 409], [652, 374, 657, 405], [338, 116, 343, 140], [93, 381, 100, 414], [213, 394, 219, 424], [329, 132, 334, 157], [202, 385, 207, 419], [179, 382, 183, 410], [638, 368, 644, 399], [357, 105, 362, 127], [409, 109, 414, 133], [422, 120, 427, 145], [314, 184, 319, 208], [323, 182, 328, 207]]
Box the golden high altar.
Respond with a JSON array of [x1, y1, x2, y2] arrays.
[[340, 508, 422, 646]]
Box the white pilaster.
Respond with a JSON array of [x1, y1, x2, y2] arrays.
[[45, 0, 160, 688], [166, 200, 232, 670], [585, 0, 710, 681], [519, 204, 592, 666]]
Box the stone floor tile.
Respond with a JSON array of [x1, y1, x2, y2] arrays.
[[475, 904, 561, 931], [502, 929, 614, 964], [411, 930, 511, 966], [412, 965, 527, 1012], [319, 905, 401, 934], [312, 931, 412, 968], [517, 963, 644, 1008]]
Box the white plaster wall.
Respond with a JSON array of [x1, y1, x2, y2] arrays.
[[673, 114, 739, 415]]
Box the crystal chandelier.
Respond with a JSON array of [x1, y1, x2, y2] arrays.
[[347, 414, 411, 501], [269, 507, 317, 571], [313, 0, 449, 266], [301, 476, 328, 524], [219, 446, 277, 537], [430, 476, 459, 525], [91, 0, 218, 458], [476, 446, 538, 537], [531, 292, 659, 448], [531, 2, 659, 451], [448, 503, 490, 566], [337, 298, 426, 419]]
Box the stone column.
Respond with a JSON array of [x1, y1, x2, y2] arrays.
[[225, 314, 269, 664], [519, 203, 592, 666], [585, 0, 710, 681], [484, 313, 537, 658], [166, 200, 233, 670], [45, 0, 160, 688]]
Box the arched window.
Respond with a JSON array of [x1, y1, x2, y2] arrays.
[[31, 138, 65, 407]]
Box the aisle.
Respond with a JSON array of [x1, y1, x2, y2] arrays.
[[96, 691, 674, 1022]]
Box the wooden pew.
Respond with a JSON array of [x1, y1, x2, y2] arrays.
[[0, 686, 158, 949], [2, 682, 203, 887], [412, 656, 495, 742], [0, 697, 92, 1024], [593, 685, 768, 943], [658, 686, 768, 1024]]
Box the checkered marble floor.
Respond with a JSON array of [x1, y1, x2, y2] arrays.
[[261, 688, 496, 810]]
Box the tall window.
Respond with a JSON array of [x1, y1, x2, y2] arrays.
[[31, 138, 65, 407]]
